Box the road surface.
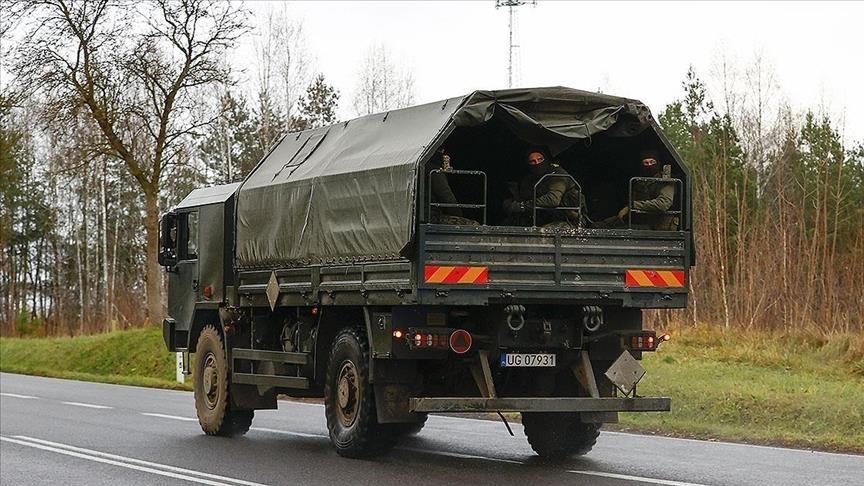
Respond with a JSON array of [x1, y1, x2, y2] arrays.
[[1, 373, 861, 485]]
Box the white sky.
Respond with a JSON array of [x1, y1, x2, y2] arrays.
[[237, 0, 864, 143]]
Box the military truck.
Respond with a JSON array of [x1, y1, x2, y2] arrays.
[[159, 87, 693, 459]]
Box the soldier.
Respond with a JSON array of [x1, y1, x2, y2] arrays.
[[503, 148, 582, 228], [613, 149, 678, 230], [428, 148, 479, 225], [163, 221, 178, 260]]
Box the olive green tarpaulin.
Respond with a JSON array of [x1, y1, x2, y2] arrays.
[[235, 87, 655, 268]]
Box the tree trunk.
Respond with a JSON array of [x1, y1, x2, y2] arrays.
[[111, 211, 119, 329], [75, 204, 84, 334], [144, 191, 162, 325], [101, 160, 110, 332]]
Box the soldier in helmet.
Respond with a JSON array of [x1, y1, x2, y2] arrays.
[[609, 148, 678, 230], [502, 147, 582, 228]]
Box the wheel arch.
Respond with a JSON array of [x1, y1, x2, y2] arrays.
[[314, 306, 365, 383], [187, 308, 221, 353]]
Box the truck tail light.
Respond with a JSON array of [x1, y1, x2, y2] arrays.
[[629, 332, 658, 351], [406, 328, 450, 350]]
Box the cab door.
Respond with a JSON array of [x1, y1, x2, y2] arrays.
[[167, 210, 200, 334]]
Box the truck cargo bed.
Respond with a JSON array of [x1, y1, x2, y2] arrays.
[[236, 225, 689, 309]]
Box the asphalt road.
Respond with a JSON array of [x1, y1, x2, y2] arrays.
[[0, 373, 861, 486]]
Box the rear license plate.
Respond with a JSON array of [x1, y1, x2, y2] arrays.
[[500, 353, 556, 367]]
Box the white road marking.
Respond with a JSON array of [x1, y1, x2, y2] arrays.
[[61, 401, 112, 409], [601, 430, 864, 459], [250, 426, 326, 439], [569, 470, 707, 486], [0, 392, 38, 399], [422, 423, 507, 437], [141, 412, 198, 421], [1, 436, 266, 486], [5, 435, 270, 486], [398, 446, 525, 465], [279, 400, 323, 408]]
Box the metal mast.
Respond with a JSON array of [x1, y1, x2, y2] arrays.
[[495, 0, 536, 88]]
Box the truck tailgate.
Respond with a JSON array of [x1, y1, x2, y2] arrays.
[[418, 225, 689, 307]]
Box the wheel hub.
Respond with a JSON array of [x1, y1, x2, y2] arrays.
[[335, 361, 359, 427], [202, 353, 219, 409]]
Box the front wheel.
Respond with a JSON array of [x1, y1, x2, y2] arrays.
[[324, 327, 395, 458], [193, 325, 253, 436], [521, 412, 600, 460]]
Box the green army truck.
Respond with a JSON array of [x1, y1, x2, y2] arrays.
[[159, 87, 693, 459]]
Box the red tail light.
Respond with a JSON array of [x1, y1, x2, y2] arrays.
[[629, 332, 658, 351]]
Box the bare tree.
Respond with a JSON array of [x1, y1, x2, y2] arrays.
[[14, 0, 247, 324], [353, 43, 415, 116], [253, 5, 308, 145], [272, 6, 308, 127]]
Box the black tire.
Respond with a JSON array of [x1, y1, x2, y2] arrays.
[[193, 325, 253, 436], [324, 327, 395, 458], [389, 413, 428, 437], [521, 412, 600, 460]]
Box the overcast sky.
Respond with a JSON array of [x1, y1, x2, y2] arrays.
[[236, 0, 863, 143]]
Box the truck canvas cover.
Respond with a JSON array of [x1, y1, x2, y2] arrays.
[[235, 87, 656, 268]]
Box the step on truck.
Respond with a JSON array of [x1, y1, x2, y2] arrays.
[[159, 87, 693, 459]]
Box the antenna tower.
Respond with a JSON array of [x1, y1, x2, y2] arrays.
[[495, 0, 536, 88]]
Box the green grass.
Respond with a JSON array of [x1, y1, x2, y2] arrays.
[[0, 327, 190, 390], [616, 326, 864, 453], [1, 325, 861, 453]]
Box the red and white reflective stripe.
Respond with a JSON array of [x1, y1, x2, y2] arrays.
[[424, 266, 489, 284], [625, 270, 686, 288]]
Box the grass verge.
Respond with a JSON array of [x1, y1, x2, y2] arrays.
[[1, 325, 861, 453], [614, 325, 864, 453], [0, 327, 191, 391]]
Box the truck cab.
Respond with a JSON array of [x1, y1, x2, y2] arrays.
[[159, 183, 239, 352]]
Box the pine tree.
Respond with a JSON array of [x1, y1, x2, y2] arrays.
[[198, 90, 259, 183], [253, 89, 286, 161], [297, 74, 340, 129]]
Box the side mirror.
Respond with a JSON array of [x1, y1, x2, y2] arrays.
[[158, 213, 178, 267]]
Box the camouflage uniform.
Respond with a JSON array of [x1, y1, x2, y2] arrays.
[[631, 178, 678, 230], [503, 163, 582, 228]]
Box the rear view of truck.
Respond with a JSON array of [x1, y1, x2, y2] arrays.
[[160, 87, 692, 460]]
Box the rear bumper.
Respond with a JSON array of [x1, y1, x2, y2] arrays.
[[409, 396, 670, 413]]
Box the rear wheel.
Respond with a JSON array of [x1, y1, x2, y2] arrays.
[[194, 325, 253, 436], [521, 412, 600, 459], [324, 327, 395, 458]]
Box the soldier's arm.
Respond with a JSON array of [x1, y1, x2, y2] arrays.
[[430, 172, 463, 216], [533, 178, 567, 208], [632, 183, 674, 213], [430, 172, 457, 204], [503, 182, 522, 214]]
